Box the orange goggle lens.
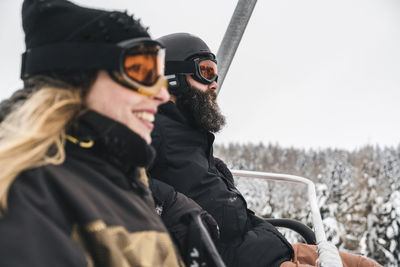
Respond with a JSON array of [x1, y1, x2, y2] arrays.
[[123, 45, 165, 86], [198, 59, 218, 82]]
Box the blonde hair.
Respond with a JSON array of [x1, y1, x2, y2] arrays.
[[0, 85, 83, 212]]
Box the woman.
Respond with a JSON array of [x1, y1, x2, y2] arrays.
[[0, 0, 183, 266]]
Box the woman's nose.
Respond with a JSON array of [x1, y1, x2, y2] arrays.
[[153, 84, 170, 104]]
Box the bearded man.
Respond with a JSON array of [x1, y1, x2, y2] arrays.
[[148, 33, 293, 267]]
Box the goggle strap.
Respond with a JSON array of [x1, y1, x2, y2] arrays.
[[21, 43, 122, 79], [165, 61, 196, 75]]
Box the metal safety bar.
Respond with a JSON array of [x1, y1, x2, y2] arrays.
[[230, 170, 343, 267]]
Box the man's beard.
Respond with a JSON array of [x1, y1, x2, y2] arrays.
[[176, 85, 226, 133]]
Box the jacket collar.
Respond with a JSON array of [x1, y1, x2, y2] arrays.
[[68, 110, 155, 176], [158, 101, 216, 152], [158, 101, 188, 124]]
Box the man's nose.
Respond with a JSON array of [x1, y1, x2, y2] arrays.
[[208, 81, 218, 91]]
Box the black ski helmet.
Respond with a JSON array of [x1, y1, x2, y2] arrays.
[[157, 33, 216, 95]]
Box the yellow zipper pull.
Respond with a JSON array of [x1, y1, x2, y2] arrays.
[[65, 134, 94, 148]]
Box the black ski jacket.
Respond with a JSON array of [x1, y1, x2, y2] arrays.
[[149, 102, 294, 267], [0, 111, 182, 267]]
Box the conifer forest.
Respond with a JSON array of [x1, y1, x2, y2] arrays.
[[215, 143, 400, 266]]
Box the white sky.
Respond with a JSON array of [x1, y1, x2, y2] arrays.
[[1, 0, 400, 150]]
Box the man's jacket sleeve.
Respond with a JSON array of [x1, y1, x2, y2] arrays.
[[148, 177, 176, 211], [214, 157, 234, 184], [148, 178, 219, 253]]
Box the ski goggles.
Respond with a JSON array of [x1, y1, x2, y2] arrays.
[[165, 57, 218, 84], [21, 38, 167, 96]]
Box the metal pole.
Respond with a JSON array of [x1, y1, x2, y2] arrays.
[[216, 0, 258, 93], [186, 210, 227, 267]]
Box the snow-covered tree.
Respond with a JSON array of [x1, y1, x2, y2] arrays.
[[214, 142, 399, 265]]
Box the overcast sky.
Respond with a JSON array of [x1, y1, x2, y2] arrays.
[[1, 0, 400, 150]]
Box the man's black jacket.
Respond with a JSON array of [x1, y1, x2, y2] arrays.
[[149, 102, 294, 267]]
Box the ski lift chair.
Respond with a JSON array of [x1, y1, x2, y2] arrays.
[[231, 170, 343, 267], [265, 218, 316, 245]]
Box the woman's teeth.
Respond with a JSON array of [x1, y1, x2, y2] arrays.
[[134, 111, 155, 122]]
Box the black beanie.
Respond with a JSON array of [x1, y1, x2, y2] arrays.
[[22, 0, 150, 49]]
